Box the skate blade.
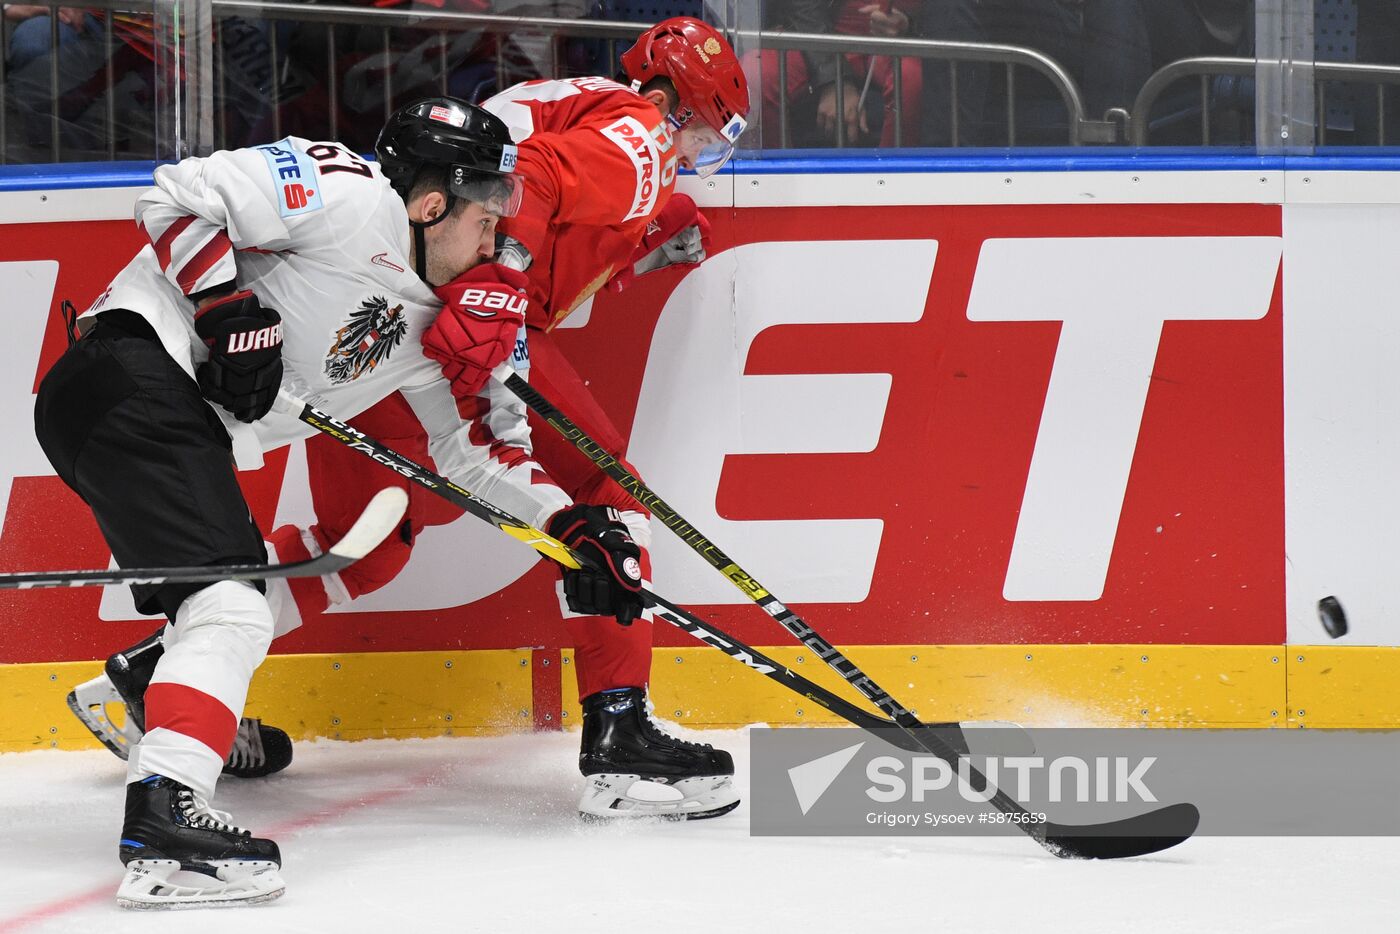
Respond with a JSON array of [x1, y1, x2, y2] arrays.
[[579, 774, 740, 822], [66, 673, 141, 760], [116, 858, 285, 910]]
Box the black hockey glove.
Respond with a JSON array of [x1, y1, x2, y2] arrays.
[[194, 290, 284, 424], [546, 504, 645, 625]]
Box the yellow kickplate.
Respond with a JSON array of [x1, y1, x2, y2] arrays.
[[0, 660, 106, 752], [637, 644, 1286, 730], [0, 650, 533, 753], [239, 650, 534, 742], [9, 643, 1400, 753], [1285, 646, 1400, 728]]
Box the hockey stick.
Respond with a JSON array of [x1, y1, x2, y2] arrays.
[[273, 394, 945, 743], [494, 367, 933, 721], [278, 390, 1198, 859], [494, 370, 1200, 857], [0, 488, 408, 591], [496, 372, 1038, 733]]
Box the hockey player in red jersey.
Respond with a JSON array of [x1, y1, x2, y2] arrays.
[[447, 18, 751, 820], [477, 18, 752, 819], [67, 18, 751, 823]]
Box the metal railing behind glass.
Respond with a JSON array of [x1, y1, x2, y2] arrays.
[[1313, 61, 1400, 146], [15, 3, 1400, 165], [743, 29, 1112, 147], [194, 8, 1103, 155], [0, 0, 161, 164], [201, 10, 1107, 151], [208, 1, 653, 151], [1131, 56, 1400, 147]]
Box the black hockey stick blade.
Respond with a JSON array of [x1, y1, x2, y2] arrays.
[[1040, 802, 1201, 859], [0, 487, 408, 590]]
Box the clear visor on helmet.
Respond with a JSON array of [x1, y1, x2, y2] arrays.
[[448, 170, 524, 217], [676, 112, 748, 178]]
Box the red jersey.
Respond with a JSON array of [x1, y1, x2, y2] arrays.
[[483, 77, 680, 331]]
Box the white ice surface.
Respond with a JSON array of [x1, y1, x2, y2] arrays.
[[1, 729, 1395, 934]]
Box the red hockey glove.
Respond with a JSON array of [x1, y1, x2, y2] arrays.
[[194, 290, 284, 423], [423, 263, 530, 400], [605, 194, 711, 293], [546, 504, 645, 625]]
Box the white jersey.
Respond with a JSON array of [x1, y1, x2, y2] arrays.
[[83, 136, 567, 529]]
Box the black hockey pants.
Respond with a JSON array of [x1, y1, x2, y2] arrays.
[[34, 309, 266, 619]]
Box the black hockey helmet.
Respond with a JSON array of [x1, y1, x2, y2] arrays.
[[375, 97, 523, 216]]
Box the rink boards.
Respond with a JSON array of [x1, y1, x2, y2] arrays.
[[2, 158, 1399, 748]]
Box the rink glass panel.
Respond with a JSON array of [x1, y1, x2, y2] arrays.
[[6, 1, 1400, 164]]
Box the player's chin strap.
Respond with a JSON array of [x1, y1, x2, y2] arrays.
[[409, 195, 457, 283]]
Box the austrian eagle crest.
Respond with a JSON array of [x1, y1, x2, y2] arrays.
[[324, 295, 408, 384]]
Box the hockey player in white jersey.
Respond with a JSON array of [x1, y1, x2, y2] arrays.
[[33, 99, 618, 909], [68, 21, 749, 827]]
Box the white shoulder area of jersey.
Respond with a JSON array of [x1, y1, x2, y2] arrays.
[[483, 76, 639, 143]]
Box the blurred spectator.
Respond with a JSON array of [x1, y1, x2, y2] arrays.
[[743, 0, 923, 147], [913, 0, 986, 147], [3, 7, 153, 160], [976, 0, 1152, 144], [1141, 0, 1250, 70], [5, 5, 100, 72], [584, 1, 704, 78], [1317, 0, 1400, 146], [254, 0, 557, 153], [821, 1, 922, 145], [1137, 0, 1253, 145], [212, 17, 318, 149]]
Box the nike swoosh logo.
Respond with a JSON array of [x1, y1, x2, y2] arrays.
[[371, 252, 405, 273]]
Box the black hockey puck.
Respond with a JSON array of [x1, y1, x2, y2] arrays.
[[1317, 596, 1348, 638]]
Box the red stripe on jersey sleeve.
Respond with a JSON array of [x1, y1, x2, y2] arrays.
[[144, 681, 240, 758], [176, 231, 235, 295], [453, 394, 490, 422], [151, 215, 196, 271], [467, 417, 531, 470]]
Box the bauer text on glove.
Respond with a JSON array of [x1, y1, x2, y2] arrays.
[[422, 263, 530, 400]]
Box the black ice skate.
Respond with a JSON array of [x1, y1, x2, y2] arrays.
[[66, 631, 293, 778], [578, 687, 740, 821], [117, 775, 284, 909]]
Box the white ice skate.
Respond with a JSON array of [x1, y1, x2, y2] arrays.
[[69, 666, 293, 778], [66, 671, 142, 758], [117, 858, 286, 910], [579, 772, 740, 820]]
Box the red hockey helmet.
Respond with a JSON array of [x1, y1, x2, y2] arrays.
[[621, 17, 749, 176]]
